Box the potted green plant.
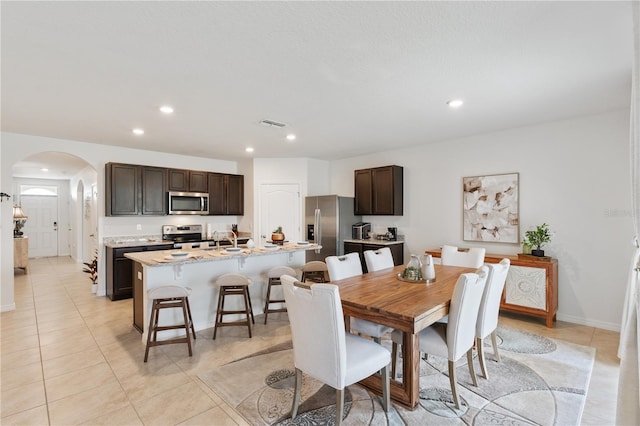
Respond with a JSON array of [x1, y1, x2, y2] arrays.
[[83, 252, 98, 293], [523, 223, 551, 257], [271, 226, 285, 243]]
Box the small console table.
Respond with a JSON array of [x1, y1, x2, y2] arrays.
[[14, 237, 29, 273], [426, 249, 558, 327]]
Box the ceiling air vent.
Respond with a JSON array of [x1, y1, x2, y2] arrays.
[[259, 119, 286, 128]]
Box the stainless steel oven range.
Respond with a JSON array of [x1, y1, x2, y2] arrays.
[[162, 224, 203, 247]]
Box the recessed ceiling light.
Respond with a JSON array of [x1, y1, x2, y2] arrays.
[[245, 147, 254, 153], [447, 99, 464, 108], [132, 128, 145, 135], [159, 105, 174, 114], [41, 168, 48, 172], [286, 134, 296, 141]]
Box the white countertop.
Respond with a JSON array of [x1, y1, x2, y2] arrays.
[[125, 243, 321, 266]]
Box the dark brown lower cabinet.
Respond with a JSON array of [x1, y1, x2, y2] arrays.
[[106, 244, 173, 301], [343, 241, 404, 273]]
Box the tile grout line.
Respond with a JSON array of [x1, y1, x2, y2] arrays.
[[31, 258, 52, 426], [60, 257, 147, 426]]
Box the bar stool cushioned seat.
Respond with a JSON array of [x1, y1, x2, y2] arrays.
[[301, 261, 329, 283], [144, 284, 196, 362], [213, 273, 254, 339], [264, 266, 297, 324]]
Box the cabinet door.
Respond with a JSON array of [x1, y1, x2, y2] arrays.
[[372, 167, 395, 215], [226, 174, 244, 215], [113, 257, 135, 298], [106, 163, 140, 216], [208, 173, 225, 215], [354, 169, 372, 215], [504, 265, 547, 310], [168, 169, 189, 191], [189, 171, 208, 192], [141, 166, 167, 215], [372, 166, 403, 215]]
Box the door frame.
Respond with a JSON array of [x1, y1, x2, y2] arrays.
[[258, 183, 302, 247]]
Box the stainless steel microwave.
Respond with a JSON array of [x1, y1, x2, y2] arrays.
[[168, 191, 209, 215]]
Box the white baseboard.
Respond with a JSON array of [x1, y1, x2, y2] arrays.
[[1, 303, 16, 312], [556, 313, 621, 332]]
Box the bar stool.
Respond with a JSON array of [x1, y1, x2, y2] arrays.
[[213, 273, 254, 339], [264, 266, 297, 324], [301, 261, 329, 283], [144, 285, 196, 362]]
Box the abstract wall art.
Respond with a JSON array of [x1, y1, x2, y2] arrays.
[[463, 172, 519, 243]]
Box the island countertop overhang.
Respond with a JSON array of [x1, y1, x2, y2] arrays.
[[125, 244, 321, 266]]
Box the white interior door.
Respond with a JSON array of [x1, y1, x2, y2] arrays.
[[21, 195, 58, 258], [259, 184, 301, 246]]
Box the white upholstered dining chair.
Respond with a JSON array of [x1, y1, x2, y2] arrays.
[[441, 245, 486, 268], [391, 267, 488, 409], [476, 258, 510, 379], [364, 247, 395, 272], [326, 253, 393, 342], [280, 275, 390, 425]]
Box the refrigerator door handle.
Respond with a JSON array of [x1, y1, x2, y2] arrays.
[[315, 208, 321, 246]]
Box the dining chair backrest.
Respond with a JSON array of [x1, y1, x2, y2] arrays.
[[280, 275, 347, 389], [446, 266, 488, 361], [476, 259, 510, 339], [326, 252, 363, 281], [441, 245, 486, 268], [364, 247, 395, 272]]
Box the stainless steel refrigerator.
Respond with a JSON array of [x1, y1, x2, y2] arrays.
[[305, 195, 361, 262]]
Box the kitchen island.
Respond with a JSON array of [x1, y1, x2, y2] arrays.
[[126, 243, 320, 342]]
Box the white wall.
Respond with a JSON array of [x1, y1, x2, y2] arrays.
[[69, 165, 99, 263], [1, 132, 240, 307], [331, 109, 633, 330]]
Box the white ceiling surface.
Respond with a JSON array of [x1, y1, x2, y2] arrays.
[[2, 1, 633, 178]]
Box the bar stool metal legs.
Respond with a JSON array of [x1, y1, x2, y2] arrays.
[[264, 266, 297, 324], [213, 274, 254, 339], [144, 285, 196, 362]]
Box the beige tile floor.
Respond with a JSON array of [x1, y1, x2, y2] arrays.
[[2, 256, 620, 425]]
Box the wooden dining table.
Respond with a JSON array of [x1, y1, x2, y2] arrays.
[[330, 263, 474, 409]]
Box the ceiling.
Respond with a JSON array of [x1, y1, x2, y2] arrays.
[[2, 1, 633, 179]]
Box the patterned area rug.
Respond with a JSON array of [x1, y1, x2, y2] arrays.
[[198, 327, 595, 425]]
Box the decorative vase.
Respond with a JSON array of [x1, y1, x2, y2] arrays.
[[531, 249, 545, 257], [402, 255, 423, 280], [271, 233, 285, 242], [420, 254, 436, 280], [91, 283, 98, 293]]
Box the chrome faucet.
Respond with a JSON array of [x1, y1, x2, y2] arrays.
[[213, 230, 221, 251], [224, 232, 238, 248]]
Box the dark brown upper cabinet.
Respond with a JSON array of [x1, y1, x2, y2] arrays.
[[208, 173, 244, 215], [106, 163, 167, 216], [168, 169, 208, 193], [354, 165, 403, 215]]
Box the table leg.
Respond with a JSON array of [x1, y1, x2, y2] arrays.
[[358, 329, 420, 410], [401, 330, 420, 408]]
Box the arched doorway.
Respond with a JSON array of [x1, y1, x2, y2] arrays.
[[12, 151, 98, 263]]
